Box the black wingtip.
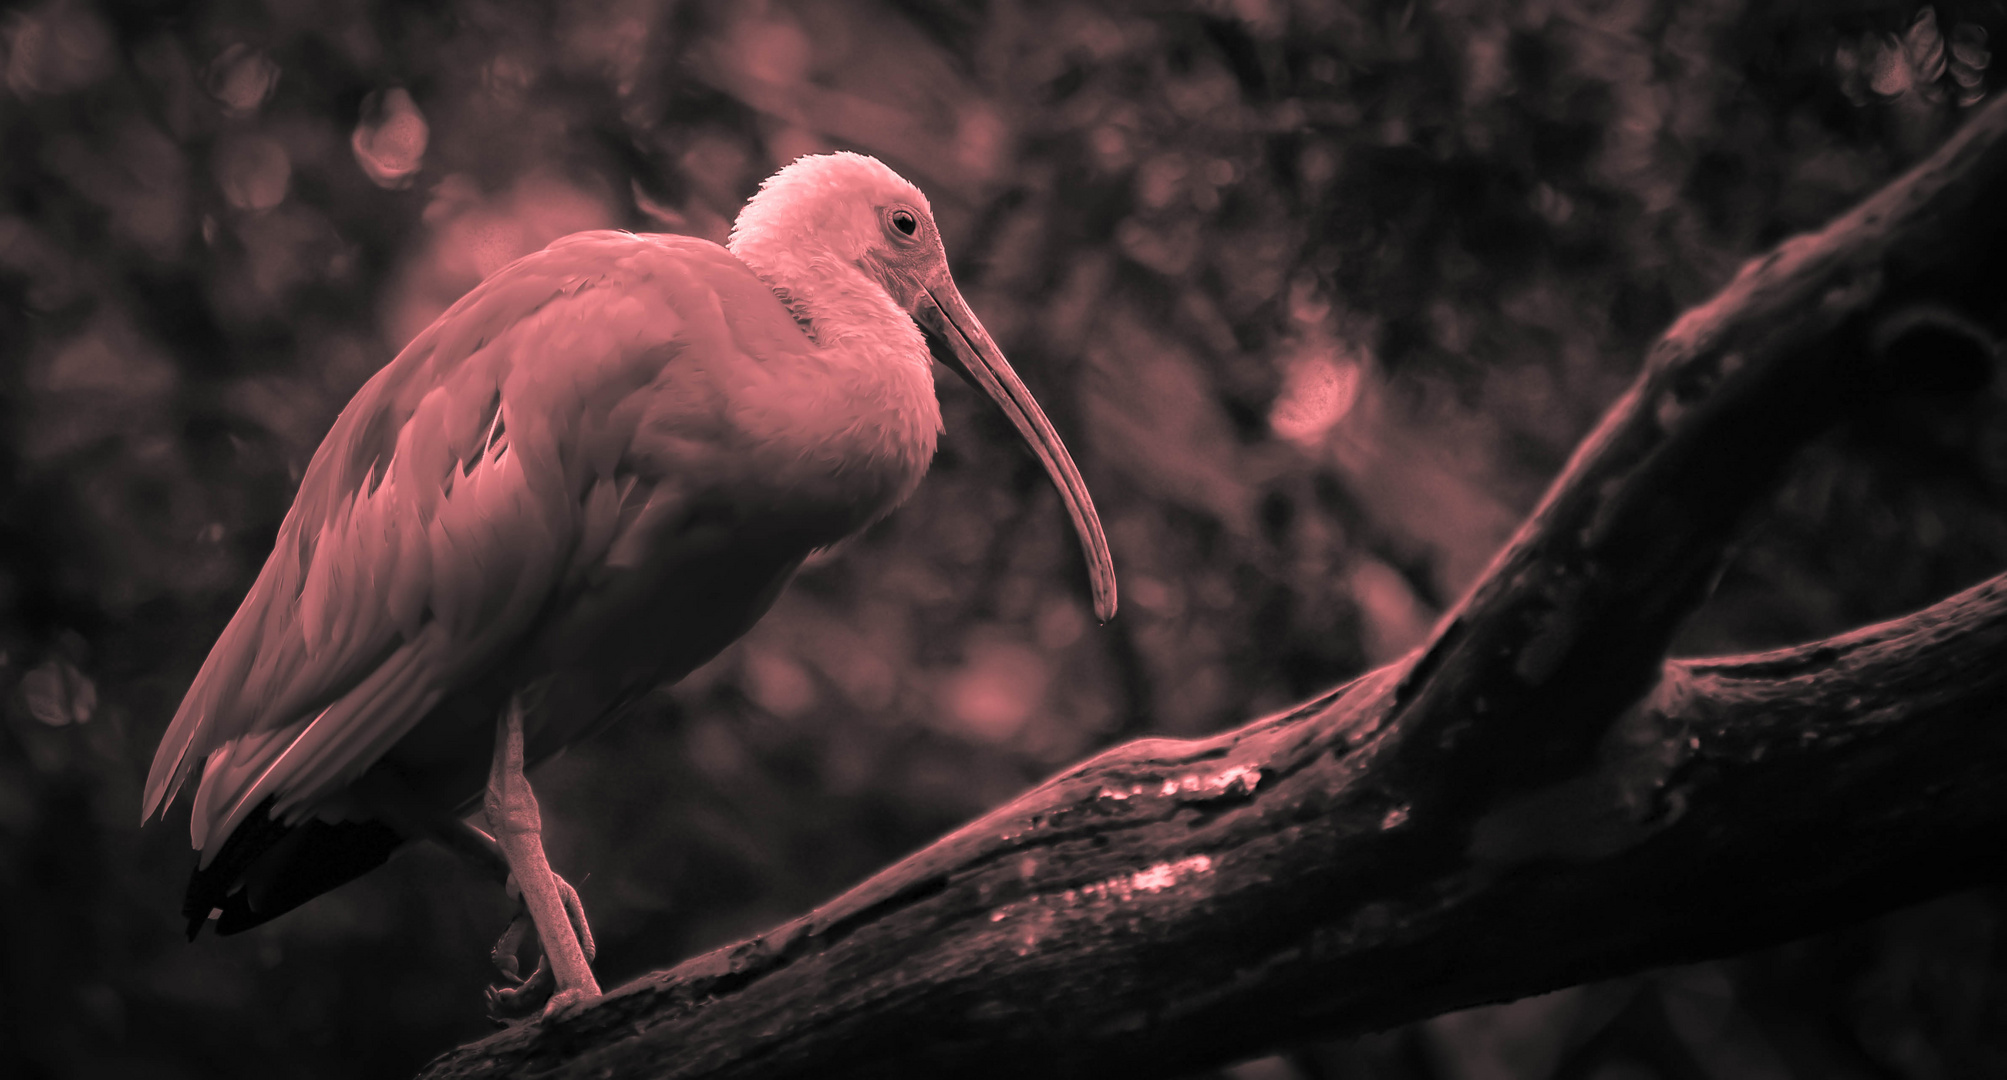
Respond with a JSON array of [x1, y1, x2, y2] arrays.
[[178, 797, 406, 940]]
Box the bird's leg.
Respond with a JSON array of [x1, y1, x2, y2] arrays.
[[484, 695, 600, 1018], [484, 853, 596, 1020], [485, 872, 599, 1020], [451, 816, 594, 985], [349, 769, 593, 1019]]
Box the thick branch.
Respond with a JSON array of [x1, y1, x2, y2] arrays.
[[417, 93, 2007, 1079], [419, 577, 2007, 1079]]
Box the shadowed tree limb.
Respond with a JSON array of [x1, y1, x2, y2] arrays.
[[414, 94, 2007, 1080]]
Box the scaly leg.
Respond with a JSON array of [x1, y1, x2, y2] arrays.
[[484, 695, 600, 1017], [347, 762, 593, 1019], [484, 845, 595, 1020]]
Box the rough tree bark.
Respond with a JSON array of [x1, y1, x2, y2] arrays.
[[415, 95, 2007, 1079]]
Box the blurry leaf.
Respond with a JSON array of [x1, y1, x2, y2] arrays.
[[1137, 153, 1189, 210], [1950, 23, 1989, 70], [1658, 966, 1794, 1080], [951, 101, 1006, 181], [1115, 216, 1199, 276], [1903, 8, 1946, 86], [206, 43, 278, 115], [1034, 595, 1087, 651], [630, 178, 690, 230], [215, 135, 291, 211], [1327, 375, 1523, 598], [388, 173, 613, 344], [556, 0, 652, 93], [1835, 41, 1869, 106], [0, 217, 84, 310], [228, 202, 346, 307], [741, 646, 817, 718], [1083, 307, 1255, 534], [1950, 23, 1989, 106], [1126, 575, 1185, 619], [3, 0, 114, 96], [45, 121, 189, 256], [351, 87, 428, 189], [26, 315, 179, 461], [222, 374, 338, 455], [1347, 557, 1434, 665], [730, 10, 812, 88], [677, 132, 753, 210], [21, 658, 95, 727], [1224, 1055, 1299, 1080], [40, 321, 174, 395], [1868, 33, 1913, 98], [1423, 988, 1583, 1080]]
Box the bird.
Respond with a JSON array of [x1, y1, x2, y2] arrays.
[[141, 150, 1117, 1017]]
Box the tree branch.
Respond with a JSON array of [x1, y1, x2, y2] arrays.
[[416, 95, 2007, 1080]]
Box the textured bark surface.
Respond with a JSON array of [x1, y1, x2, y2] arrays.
[[415, 93, 2007, 1080]]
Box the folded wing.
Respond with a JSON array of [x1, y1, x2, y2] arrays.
[[142, 230, 797, 865]]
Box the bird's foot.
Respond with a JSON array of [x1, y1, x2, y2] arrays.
[[482, 698, 602, 1024], [484, 910, 550, 1022], [485, 871, 597, 1024]]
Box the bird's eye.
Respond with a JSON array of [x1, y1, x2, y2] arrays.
[[889, 209, 918, 237]]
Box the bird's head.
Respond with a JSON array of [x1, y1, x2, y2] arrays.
[[730, 151, 1117, 622]]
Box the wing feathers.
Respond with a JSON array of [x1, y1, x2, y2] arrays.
[[384, 489, 432, 638], [194, 630, 441, 862], [146, 231, 795, 863], [180, 419, 565, 857]]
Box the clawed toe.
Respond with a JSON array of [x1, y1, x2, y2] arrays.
[[556, 873, 595, 963], [542, 985, 596, 1017], [484, 963, 553, 1023], [484, 870, 599, 1024], [485, 908, 553, 1023]]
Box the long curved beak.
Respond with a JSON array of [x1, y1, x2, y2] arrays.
[[916, 282, 1118, 623]]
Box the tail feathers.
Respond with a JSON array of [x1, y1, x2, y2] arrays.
[[183, 796, 406, 939]]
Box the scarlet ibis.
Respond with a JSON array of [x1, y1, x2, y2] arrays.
[[142, 151, 1117, 1016]]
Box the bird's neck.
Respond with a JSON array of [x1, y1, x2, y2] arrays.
[[730, 239, 895, 347], [727, 238, 943, 530]]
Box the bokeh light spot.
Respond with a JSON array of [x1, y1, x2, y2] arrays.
[[1270, 354, 1362, 448], [351, 87, 428, 189], [942, 638, 1050, 743], [743, 647, 817, 718]]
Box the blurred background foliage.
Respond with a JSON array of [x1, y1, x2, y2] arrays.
[[4, 0, 2007, 1076]]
